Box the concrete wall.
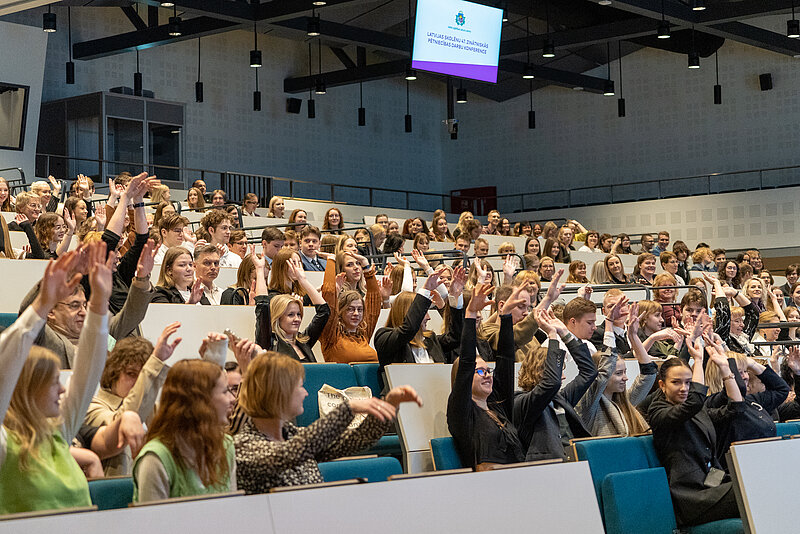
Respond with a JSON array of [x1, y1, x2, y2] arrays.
[[0, 21, 47, 183]]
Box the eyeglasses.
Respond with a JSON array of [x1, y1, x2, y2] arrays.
[[475, 368, 494, 377], [58, 301, 87, 311], [228, 385, 240, 396]]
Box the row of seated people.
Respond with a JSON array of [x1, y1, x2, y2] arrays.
[[1, 173, 799, 524]]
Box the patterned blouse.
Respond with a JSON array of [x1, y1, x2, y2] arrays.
[[234, 402, 391, 494]]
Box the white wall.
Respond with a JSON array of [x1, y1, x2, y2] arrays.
[[512, 184, 800, 252], [0, 21, 47, 182], [440, 32, 800, 205]]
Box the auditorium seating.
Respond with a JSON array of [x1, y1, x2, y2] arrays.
[[318, 457, 403, 483], [299, 363, 401, 458], [573, 434, 744, 533], [430, 437, 463, 471], [87, 476, 134, 511]]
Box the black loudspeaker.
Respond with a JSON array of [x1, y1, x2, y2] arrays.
[[759, 73, 773, 91], [286, 98, 302, 114]]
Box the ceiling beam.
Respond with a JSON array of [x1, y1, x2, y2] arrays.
[[607, 0, 800, 56], [271, 17, 411, 54], [120, 6, 147, 32], [73, 17, 240, 60], [284, 58, 611, 94], [284, 59, 409, 93], [694, 0, 794, 25], [500, 17, 663, 56], [330, 47, 357, 70]]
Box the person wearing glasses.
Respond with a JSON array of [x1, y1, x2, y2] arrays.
[[447, 284, 527, 470], [241, 193, 260, 217], [33, 212, 74, 260]]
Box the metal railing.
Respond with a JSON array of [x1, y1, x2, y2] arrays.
[[0, 167, 25, 184], [495, 163, 800, 213], [33, 153, 800, 216]]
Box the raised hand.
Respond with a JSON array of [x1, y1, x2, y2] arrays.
[[411, 248, 430, 271], [503, 255, 519, 279], [349, 397, 397, 422], [182, 227, 197, 244], [187, 278, 205, 304], [449, 265, 467, 299], [384, 385, 423, 408], [17, 244, 30, 259], [499, 284, 527, 316], [786, 347, 800, 375], [467, 283, 494, 317], [430, 291, 445, 309], [14, 212, 28, 225], [423, 268, 442, 292], [378, 275, 393, 300], [607, 295, 629, 323], [287, 256, 306, 281], [473, 258, 488, 283], [198, 331, 228, 367], [135, 239, 158, 279], [577, 285, 593, 301], [536, 308, 567, 337], [335, 272, 347, 293], [63, 207, 76, 233], [93, 206, 107, 230], [383, 262, 394, 278], [32, 251, 83, 318], [626, 301, 640, 336], [686, 336, 705, 363], [251, 250, 266, 270], [393, 251, 409, 267], [544, 268, 566, 301], [230, 337, 263, 375], [47, 174, 61, 193], [153, 321, 182, 362], [347, 250, 368, 268], [87, 241, 114, 312], [117, 411, 145, 458]]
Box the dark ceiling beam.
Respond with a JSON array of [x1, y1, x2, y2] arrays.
[[271, 17, 411, 54], [137, 0, 364, 24], [703, 21, 800, 56], [694, 0, 794, 25], [147, 5, 158, 28], [498, 59, 608, 93], [284, 58, 611, 94], [284, 60, 409, 93], [607, 0, 800, 56], [73, 17, 240, 60], [120, 6, 147, 32], [330, 47, 357, 70], [500, 17, 664, 56]]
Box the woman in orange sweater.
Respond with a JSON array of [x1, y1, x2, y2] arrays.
[[320, 252, 392, 363]]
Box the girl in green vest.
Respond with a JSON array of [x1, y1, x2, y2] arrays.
[[0, 243, 112, 515], [133, 359, 236, 502]]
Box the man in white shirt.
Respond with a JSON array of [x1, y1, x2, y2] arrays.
[[154, 213, 193, 264], [194, 245, 223, 305], [590, 289, 632, 355], [199, 209, 240, 268]]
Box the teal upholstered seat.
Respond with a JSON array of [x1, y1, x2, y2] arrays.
[[298, 363, 358, 427], [88, 477, 134, 510], [318, 457, 402, 483], [430, 437, 462, 470]]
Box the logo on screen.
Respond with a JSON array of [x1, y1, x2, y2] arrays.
[[455, 11, 466, 26]]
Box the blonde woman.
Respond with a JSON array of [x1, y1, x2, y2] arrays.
[[452, 211, 474, 240], [149, 185, 170, 205], [0, 246, 111, 514], [576, 303, 657, 436], [254, 254, 329, 362], [267, 196, 285, 218]]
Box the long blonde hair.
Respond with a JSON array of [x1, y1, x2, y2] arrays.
[[590, 352, 649, 435], [270, 294, 310, 344], [5, 347, 61, 469], [386, 291, 425, 347]]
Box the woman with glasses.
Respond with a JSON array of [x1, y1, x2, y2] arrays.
[[34, 212, 74, 260], [447, 284, 526, 469]]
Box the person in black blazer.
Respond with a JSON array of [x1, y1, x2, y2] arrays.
[[647, 338, 744, 527], [374, 268, 464, 376], [447, 284, 524, 469], [513, 308, 598, 462], [151, 245, 209, 305], [705, 352, 789, 469], [254, 254, 329, 362]]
